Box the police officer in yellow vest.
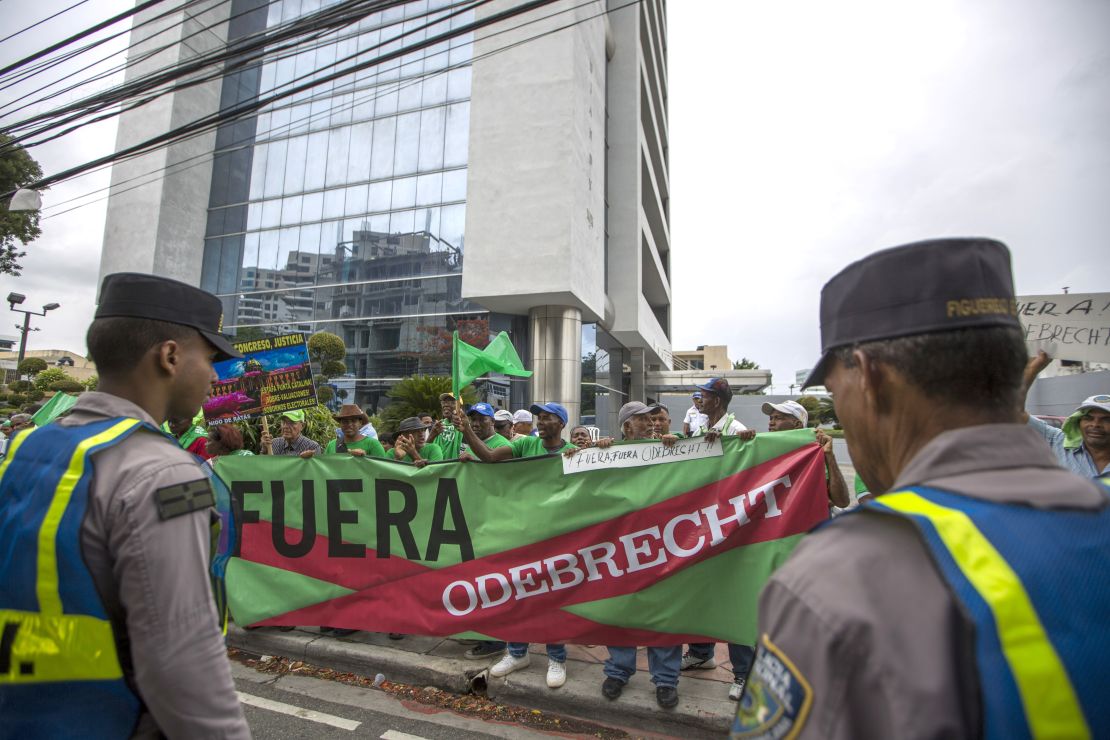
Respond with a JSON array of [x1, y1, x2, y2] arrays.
[[733, 239, 1109, 739], [0, 273, 250, 737]]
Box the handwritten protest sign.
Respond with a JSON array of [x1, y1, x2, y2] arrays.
[[562, 437, 722, 474], [203, 333, 317, 424], [1017, 293, 1110, 364]]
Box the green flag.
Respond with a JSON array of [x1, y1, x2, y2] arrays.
[[451, 331, 531, 397], [31, 392, 78, 427]]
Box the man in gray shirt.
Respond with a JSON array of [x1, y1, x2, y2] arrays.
[[261, 408, 320, 456], [0, 273, 249, 737]]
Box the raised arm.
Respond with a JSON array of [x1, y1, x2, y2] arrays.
[[453, 409, 513, 462]]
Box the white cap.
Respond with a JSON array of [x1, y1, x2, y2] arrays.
[[1077, 394, 1110, 415], [761, 400, 809, 426], [493, 409, 514, 422], [512, 409, 534, 424]]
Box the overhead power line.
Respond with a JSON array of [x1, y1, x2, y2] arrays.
[[0, 0, 92, 45]]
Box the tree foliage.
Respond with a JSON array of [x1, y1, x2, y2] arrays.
[[32, 367, 75, 392], [49, 380, 84, 393], [817, 396, 839, 427], [733, 357, 761, 370], [83, 374, 98, 391], [1, 134, 44, 276], [796, 395, 821, 427], [308, 331, 346, 364], [7, 379, 32, 392], [378, 375, 475, 434], [17, 357, 47, 376]]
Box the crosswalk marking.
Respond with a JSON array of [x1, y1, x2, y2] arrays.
[[236, 691, 362, 731], [380, 732, 430, 740]]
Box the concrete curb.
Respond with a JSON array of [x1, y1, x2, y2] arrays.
[[228, 627, 734, 737]]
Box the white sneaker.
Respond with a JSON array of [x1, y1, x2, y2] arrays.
[[728, 677, 746, 700], [489, 652, 531, 678], [680, 652, 717, 670], [546, 659, 566, 688]]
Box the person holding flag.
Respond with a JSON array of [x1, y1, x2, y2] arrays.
[[429, 392, 463, 459], [459, 402, 511, 460]]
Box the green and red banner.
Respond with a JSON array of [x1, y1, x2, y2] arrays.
[[216, 430, 828, 646]]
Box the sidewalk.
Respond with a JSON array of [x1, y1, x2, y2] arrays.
[[228, 626, 739, 737]]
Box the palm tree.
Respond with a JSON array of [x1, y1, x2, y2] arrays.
[[379, 375, 476, 433], [817, 396, 839, 427]]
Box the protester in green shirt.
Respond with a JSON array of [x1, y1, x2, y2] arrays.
[[459, 402, 511, 461], [322, 404, 386, 458], [456, 401, 574, 688], [392, 416, 443, 467], [570, 425, 594, 448], [428, 392, 463, 459]]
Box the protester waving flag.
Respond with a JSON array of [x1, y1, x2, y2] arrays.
[[451, 330, 532, 397]]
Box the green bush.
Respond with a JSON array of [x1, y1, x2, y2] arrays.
[[83, 375, 98, 391], [7, 393, 25, 407], [49, 380, 84, 393], [33, 368, 73, 392], [8, 380, 32, 392], [24, 388, 44, 401]]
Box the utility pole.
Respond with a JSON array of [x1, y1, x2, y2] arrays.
[[7, 292, 60, 369]]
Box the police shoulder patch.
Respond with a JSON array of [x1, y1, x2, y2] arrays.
[[730, 633, 813, 740], [154, 478, 215, 520]]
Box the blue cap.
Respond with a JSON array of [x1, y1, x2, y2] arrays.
[[529, 402, 568, 425], [467, 402, 496, 418], [692, 391, 702, 398], [695, 378, 733, 405]]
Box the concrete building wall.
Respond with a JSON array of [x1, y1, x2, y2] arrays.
[[462, 0, 609, 322], [99, 0, 230, 287], [1027, 371, 1110, 417], [605, 0, 671, 366]]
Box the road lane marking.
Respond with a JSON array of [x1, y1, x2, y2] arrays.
[[381, 732, 430, 740], [236, 691, 361, 731]]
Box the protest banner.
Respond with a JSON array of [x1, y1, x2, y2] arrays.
[[1017, 292, 1110, 364], [203, 333, 317, 425], [215, 431, 828, 646]]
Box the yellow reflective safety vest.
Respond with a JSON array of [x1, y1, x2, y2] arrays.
[[870, 486, 1110, 740], [0, 417, 163, 739]]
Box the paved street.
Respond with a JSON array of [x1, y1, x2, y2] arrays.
[[232, 660, 578, 739]]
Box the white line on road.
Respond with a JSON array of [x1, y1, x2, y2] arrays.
[[380, 732, 430, 740], [236, 691, 362, 731]]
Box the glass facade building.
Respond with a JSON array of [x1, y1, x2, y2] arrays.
[[199, 0, 487, 408]]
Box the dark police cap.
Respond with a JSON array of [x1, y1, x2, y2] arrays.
[[95, 273, 242, 360], [804, 237, 1020, 388]]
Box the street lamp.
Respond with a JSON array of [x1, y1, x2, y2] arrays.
[[9, 294, 60, 368]]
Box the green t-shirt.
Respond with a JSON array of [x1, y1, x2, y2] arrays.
[[325, 436, 386, 458], [854, 473, 869, 496], [510, 434, 576, 458], [394, 441, 444, 462], [462, 432, 511, 457], [436, 419, 462, 459]]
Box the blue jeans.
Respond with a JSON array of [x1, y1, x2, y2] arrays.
[[508, 642, 566, 662], [604, 645, 681, 688], [689, 642, 753, 681]]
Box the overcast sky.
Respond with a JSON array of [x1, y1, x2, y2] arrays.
[[2, 0, 1108, 392]]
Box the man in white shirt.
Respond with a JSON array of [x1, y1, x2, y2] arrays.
[[684, 377, 750, 699], [683, 392, 709, 436]]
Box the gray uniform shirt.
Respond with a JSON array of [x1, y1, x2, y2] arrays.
[[60, 393, 249, 738], [746, 423, 1106, 740]]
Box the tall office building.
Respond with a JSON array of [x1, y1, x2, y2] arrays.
[[99, 0, 671, 430]]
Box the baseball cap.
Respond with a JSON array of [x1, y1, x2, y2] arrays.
[[95, 272, 242, 361], [762, 400, 809, 426], [467, 402, 496, 418], [493, 409, 514, 422], [530, 402, 569, 425], [695, 378, 733, 406], [804, 238, 1020, 389], [511, 409, 533, 424], [692, 391, 702, 399], [1077, 394, 1110, 415], [618, 401, 653, 427], [280, 409, 306, 423]]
